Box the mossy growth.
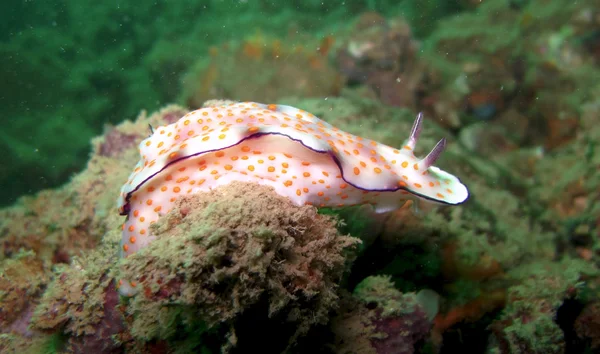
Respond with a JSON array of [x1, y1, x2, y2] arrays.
[[120, 181, 361, 351], [489, 257, 599, 354], [354, 275, 420, 318], [30, 244, 119, 347]]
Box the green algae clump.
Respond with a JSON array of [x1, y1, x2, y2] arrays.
[[120, 181, 361, 351]]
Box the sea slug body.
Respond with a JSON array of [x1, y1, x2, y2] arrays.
[[117, 101, 468, 295]]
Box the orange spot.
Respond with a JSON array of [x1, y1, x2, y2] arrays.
[[398, 181, 407, 187], [184, 119, 190, 125], [268, 104, 277, 111], [302, 161, 310, 166], [401, 161, 408, 168], [296, 189, 301, 196], [437, 193, 445, 198], [340, 183, 348, 189], [154, 206, 162, 212], [414, 183, 422, 188], [318, 191, 324, 196], [322, 171, 329, 177], [129, 236, 136, 243], [161, 186, 167, 192], [139, 217, 145, 222], [187, 130, 195, 136], [303, 188, 309, 193], [146, 199, 153, 206], [268, 166, 275, 172], [282, 162, 289, 168], [303, 172, 311, 177], [215, 151, 225, 158], [429, 182, 435, 187], [242, 146, 251, 152], [268, 155, 276, 161], [447, 189, 453, 194], [133, 210, 140, 217], [284, 153, 293, 158], [248, 126, 259, 133], [202, 136, 209, 141], [140, 229, 146, 235], [374, 167, 382, 174], [353, 149, 359, 155], [173, 186, 181, 193], [404, 145, 412, 150], [231, 156, 239, 161], [413, 163, 419, 170], [128, 225, 135, 232], [145, 141, 151, 147], [123, 244, 129, 252], [284, 180, 293, 187], [224, 164, 233, 170], [354, 167, 360, 175], [248, 165, 255, 171], [219, 134, 226, 139], [211, 170, 218, 175], [360, 161, 367, 168], [169, 152, 178, 159]]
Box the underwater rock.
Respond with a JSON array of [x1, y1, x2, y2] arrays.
[[330, 275, 435, 354], [336, 13, 423, 109], [575, 302, 600, 350], [0, 251, 49, 337], [31, 245, 125, 354], [487, 259, 598, 354], [26, 181, 361, 353], [181, 34, 342, 108]]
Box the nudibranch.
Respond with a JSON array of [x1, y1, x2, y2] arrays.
[[117, 101, 468, 295]]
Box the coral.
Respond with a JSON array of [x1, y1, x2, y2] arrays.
[[120, 181, 361, 352], [330, 275, 436, 354]]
